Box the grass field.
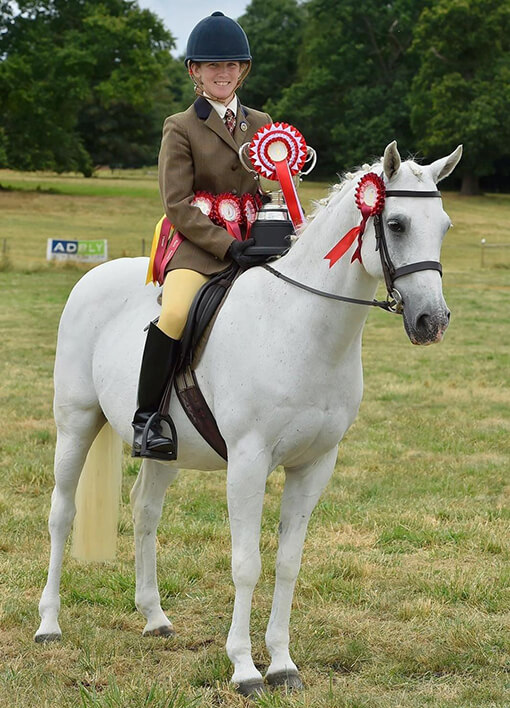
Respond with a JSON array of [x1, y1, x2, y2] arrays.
[[0, 169, 509, 707]]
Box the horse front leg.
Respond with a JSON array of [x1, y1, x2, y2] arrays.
[[225, 444, 270, 696], [130, 459, 178, 636], [265, 447, 338, 689]]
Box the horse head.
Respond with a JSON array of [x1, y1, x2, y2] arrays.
[[360, 141, 462, 345]]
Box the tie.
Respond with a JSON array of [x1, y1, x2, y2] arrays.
[[224, 108, 236, 135]]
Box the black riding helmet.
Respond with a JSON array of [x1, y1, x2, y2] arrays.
[[185, 11, 252, 65]]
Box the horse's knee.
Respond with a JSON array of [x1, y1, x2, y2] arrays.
[[232, 553, 261, 588]]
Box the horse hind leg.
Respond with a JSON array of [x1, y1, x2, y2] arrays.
[[265, 448, 338, 690], [35, 405, 105, 642], [130, 458, 178, 637]]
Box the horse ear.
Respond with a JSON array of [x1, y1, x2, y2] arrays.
[[429, 145, 463, 183], [383, 141, 401, 180]]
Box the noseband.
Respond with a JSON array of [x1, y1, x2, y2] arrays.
[[374, 189, 443, 313], [263, 188, 444, 315]]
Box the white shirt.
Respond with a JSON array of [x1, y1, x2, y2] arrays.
[[204, 94, 238, 120]]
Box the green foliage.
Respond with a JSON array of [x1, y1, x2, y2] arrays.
[[409, 0, 510, 192], [268, 0, 429, 175], [0, 0, 184, 173], [238, 0, 305, 111]]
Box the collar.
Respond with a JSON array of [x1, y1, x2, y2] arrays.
[[194, 96, 248, 122], [204, 94, 237, 120]]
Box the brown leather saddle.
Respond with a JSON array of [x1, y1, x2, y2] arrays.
[[161, 264, 240, 462]]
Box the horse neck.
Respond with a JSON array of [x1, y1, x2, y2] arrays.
[[272, 187, 379, 350]]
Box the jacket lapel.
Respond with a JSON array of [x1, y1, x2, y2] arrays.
[[195, 97, 255, 154]]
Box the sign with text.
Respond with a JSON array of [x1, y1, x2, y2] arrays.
[[46, 239, 108, 263]]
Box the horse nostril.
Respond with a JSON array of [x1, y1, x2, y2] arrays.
[[446, 310, 451, 323], [416, 313, 431, 332]]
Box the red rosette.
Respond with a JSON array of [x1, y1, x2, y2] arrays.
[[354, 173, 385, 216], [324, 172, 386, 268], [191, 190, 214, 217], [241, 193, 258, 226], [248, 122, 308, 180], [254, 192, 263, 210], [211, 193, 242, 228]]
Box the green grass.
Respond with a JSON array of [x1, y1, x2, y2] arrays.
[[0, 170, 509, 707]]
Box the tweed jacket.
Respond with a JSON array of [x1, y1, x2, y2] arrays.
[[158, 96, 272, 275]]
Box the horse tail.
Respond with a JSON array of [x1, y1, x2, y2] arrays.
[[71, 422, 123, 562]]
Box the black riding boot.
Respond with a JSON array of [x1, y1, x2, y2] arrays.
[[132, 322, 180, 460]]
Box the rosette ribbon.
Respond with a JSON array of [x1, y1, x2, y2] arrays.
[[241, 193, 258, 238], [212, 193, 243, 241], [324, 172, 386, 268], [249, 122, 307, 229]]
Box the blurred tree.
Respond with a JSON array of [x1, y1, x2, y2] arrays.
[[409, 0, 510, 194], [267, 0, 428, 177], [0, 0, 182, 174], [237, 0, 304, 111]]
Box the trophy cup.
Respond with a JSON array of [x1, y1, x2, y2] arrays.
[[239, 122, 316, 256]]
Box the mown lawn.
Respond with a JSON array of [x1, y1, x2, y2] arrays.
[[0, 170, 509, 707]]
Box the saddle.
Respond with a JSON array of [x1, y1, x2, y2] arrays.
[[160, 264, 241, 462]]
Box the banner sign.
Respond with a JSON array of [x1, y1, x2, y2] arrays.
[[46, 239, 108, 263]]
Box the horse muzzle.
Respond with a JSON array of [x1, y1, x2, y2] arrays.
[[403, 305, 450, 345]]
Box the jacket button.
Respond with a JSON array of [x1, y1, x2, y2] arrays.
[[231, 164, 239, 171], [232, 188, 238, 194]]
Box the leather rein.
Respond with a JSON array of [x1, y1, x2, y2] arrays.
[[263, 189, 443, 315]]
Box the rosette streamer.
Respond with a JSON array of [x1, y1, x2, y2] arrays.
[[324, 173, 386, 268], [241, 193, 258, 237], [212, 193, 243, 241], [249, 122, 307, 229]]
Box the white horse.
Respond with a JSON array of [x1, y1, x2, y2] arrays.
[[35, 142, 462, 695]]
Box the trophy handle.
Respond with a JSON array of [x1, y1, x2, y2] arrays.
[[300, 146, 317, 176], [239, 143, 258, 175]]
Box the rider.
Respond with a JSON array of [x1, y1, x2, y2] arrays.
[[132, 11, 271, 460]]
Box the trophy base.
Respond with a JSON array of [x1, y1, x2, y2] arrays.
[[244, 219, 293, 257]]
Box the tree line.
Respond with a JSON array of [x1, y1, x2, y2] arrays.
[[1, 0, 509, 193]]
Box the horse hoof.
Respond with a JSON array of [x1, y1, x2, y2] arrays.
[[235, 679, 266, 697], [142, 625, 176, 638], [34, 632, 62, 643], [266, 669, 304, 691]]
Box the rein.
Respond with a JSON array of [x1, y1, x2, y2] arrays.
[[263, 188, 443, 316]]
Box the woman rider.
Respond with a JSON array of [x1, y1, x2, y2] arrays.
[[131, 12, 271, 460]]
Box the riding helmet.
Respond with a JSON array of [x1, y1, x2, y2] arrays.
[[185, 11, 252, 65]]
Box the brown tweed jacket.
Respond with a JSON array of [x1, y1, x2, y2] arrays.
[[158, 96, 272, 275]]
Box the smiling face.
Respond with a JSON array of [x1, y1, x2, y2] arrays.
[[191, 61, 243, 103]]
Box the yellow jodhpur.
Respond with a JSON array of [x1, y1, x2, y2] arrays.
[[158, 268, 209, 340]]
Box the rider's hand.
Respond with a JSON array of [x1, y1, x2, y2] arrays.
[[227, 238, 268, 268]]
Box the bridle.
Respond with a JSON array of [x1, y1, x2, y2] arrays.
[[263, 188, 444, 315]]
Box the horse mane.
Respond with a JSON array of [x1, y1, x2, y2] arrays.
[[303, 155, 426, 231]]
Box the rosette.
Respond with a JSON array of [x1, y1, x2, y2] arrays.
[[248, 122, 307, 228], [241, 193, 258, 238], [324, 172, 386, 268], [191, 191, 214, 217], [212, 193, 243, 240]]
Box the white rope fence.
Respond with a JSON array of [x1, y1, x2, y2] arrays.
[[480, 239, 510, 267]]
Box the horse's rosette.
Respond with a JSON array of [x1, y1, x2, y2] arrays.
[[212, 193, 243, 241], [325, 172, 386, 267], [248, 122, 307, 228], [241, 193, 258, 237]]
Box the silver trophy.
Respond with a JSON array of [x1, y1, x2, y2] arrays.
[[239, 137, 317, 256]]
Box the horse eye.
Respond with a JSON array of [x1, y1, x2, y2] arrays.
[[387, 219, 405, 234]]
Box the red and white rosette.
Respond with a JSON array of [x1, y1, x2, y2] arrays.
[[212, 193, 243, 241], [248, 122, 307, 229], [241, 193, 258, 238], [325, 172, 386, 268], [191, 190, 215, 217]]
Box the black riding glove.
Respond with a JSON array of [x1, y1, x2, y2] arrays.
[[227, 238, 268, 268]]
